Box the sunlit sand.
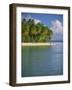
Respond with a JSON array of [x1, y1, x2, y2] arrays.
[[21, 43, 56, 46]]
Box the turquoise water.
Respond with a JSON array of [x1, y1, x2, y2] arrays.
[[21, 42, 63, 77]]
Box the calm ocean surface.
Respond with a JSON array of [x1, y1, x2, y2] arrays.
[[21, 42, 63, 77]]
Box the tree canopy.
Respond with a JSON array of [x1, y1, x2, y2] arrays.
[[22, 18, 53, 42]]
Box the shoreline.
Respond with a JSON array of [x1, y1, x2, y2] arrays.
[[21, 43, 56, 46]]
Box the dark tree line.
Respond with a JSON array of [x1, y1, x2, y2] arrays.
[[22, 18, 53, 42]]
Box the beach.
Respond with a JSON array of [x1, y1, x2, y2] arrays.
[[21, 43, 56, 46]]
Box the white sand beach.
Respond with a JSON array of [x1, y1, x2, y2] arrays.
[[21, 43, 56, 46]]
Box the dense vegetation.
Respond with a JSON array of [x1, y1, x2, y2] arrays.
[[22, 18, 53, 42]]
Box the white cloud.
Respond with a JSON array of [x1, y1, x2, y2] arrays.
[[50, 20, 63, 33], [34, 19, 41, 24], [24, 15, 41, 24], [25, 15, 33, 21]]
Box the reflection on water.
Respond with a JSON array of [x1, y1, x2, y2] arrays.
[[21, 42, 63, 77]]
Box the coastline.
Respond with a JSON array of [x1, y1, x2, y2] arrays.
[[21, 43, 56, 46]]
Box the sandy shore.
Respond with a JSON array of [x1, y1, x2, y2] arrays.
[[21, 43, 56, 46]]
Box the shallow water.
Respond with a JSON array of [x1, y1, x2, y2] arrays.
[[21, 42, 63, 77]]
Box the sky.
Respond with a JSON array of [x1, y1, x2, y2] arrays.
[[22, 13, 63, 41]]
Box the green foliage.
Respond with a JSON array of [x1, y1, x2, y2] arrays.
[[22, 18, 53, 42]]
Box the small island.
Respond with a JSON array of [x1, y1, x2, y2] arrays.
[[22, 17, 53, 44]]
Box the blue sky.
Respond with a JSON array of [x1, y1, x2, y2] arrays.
[[22, 13, 63, 41]]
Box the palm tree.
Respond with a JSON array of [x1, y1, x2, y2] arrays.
[[22, 18, 53, 42]]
